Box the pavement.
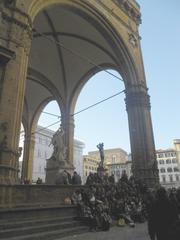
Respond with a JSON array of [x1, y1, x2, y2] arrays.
[[60, 223, 150, 240]]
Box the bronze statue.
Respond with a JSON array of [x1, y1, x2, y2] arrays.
[[97, 142, 104, 168]]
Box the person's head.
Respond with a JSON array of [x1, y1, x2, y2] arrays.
[[156, 187, 167, 200], [74, 171, 77, 175]]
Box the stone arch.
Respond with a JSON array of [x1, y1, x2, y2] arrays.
[[0, 0, 158, 185], [69, 63, 123, 115], [27, 0, 139, 86]]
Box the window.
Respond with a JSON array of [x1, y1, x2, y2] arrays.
[[39, 137, 42, 143], [175, 175, 179, 182], [172, 159, 177, 163], [174, 167, 179, 172], [37, 149, 41, 157], [112, 155, 116, 164], [160, 168, 166, 173], [167, 167, 173, 173], [162, 175, 166, 183], [159, 160, 164, 164], [169, 175, 173, 182], [158, 153, 164, 158], [165, 153, 171, 157], [166, 159, 171, 164]]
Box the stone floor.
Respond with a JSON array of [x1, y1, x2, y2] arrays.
[[60, 223, 150, 240]]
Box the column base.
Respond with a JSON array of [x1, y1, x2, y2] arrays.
[[133, 168, 159, 188], [0, 150, 19, 184]]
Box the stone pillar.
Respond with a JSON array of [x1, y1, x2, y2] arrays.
[[21, 134, 35, 182], [0, 3, 32, 184], [62, 114, 75, 170], [125, 84, 159, 187]]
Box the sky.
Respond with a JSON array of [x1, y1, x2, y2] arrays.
[[39, 0, 180, 155]]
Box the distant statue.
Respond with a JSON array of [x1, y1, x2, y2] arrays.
[[97, 143, 105, 168], [50, 126, 67, 163]]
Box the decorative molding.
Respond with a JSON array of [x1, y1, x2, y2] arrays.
[[0, 8, 32, 52], [113, 0, 141, 25], [125, 91, 151, 109], [0, 122, 8, 151], [0, 11, 32, 37], [128, 32, 138, 47], [0, 45, 15, 64], [3, 0, 32, 27], [95, 0, 141, 35]]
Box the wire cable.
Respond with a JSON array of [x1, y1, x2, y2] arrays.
[[42, 111, 61, 118], [19, 89, 125, 141], [72, 89, 125, 116], [33, 28, 124, 83]]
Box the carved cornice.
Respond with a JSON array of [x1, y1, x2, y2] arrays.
[[2, 0, 32, 27], [0, 2, 33, 53], [0, 10, 32, 37], [113, 0, 141, 25]]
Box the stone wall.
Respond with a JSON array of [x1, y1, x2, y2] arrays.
[[0, 184, 84, 209]]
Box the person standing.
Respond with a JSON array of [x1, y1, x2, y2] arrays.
[[72, 171, 82, 185], [148, 187, 178, 240]]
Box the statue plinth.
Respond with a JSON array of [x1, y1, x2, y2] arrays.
[[45, 157, 74, 184], [97, 165, 107, 178]]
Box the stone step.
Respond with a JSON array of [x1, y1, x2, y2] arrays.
[[0, 219, 83, 238], [0, 216, 74, 230], [0, 205, 77, 221], [0, 225, 88, 240]]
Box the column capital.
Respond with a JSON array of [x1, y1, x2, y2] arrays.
[[0, 4, 33, 53], [0, 45, 15, 64], [125, 84, 151, 110]]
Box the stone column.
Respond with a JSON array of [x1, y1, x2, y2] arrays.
[[21, 134, 35, 182], [125, 84, 159, 187], [62, 113, 75, 170], [0, 4, 32, 184]]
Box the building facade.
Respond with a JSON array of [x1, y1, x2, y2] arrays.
[[83, 148, 131, 183], [156, 147, 180, 188], [83, 155, 99, 183], [107, 161, 132, 183], [31, 126, 85, 182]]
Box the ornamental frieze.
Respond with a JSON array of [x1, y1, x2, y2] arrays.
[[0, 6, 32, 52], [113, 0, 141, 25]]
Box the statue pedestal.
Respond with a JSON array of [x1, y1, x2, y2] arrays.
[[97, 165, 107, 178], [45, 157, 74, 184]]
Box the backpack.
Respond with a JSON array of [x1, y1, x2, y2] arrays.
[[117, 218, 126, 227]]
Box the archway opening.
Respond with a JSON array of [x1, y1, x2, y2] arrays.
[[74, 69, 130, 183], [32, 100, 61, 183], [18, 123, 25, 181]]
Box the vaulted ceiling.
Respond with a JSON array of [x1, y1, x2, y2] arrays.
[[24, 4, 121, 128]]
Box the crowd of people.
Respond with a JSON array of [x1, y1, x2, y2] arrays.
[[71, 172, 147, 231], [71, 172, 180, 239]]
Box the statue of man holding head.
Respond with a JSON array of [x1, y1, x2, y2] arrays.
[[97, 142, 105, 168]]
